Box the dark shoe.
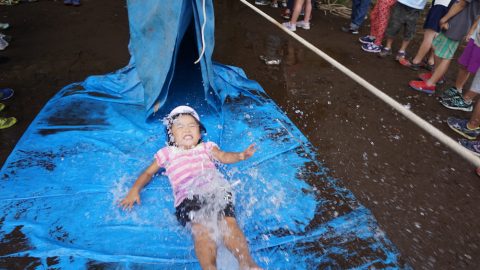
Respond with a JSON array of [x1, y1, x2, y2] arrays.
[[378, 47, 392, 58], [0, 88, 13, 100], [64, 0, 72, 5], [440, 87, 461, 100], [398, 58, 421, 71], [361, 43, 381, 53], [72, 0, 80, 6], [447, 117, 480, 140], [459, 139, 480, 156], [358, 35, 375, 44], [440, 96, 473, 112], [341, 25, 359, 35]]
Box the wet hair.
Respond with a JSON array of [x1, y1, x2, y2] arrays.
[[165, 113, 206, 146]]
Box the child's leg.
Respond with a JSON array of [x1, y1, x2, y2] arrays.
[[412, 29, 437, 65], [290, 0, 305, 24], [303, 0, 312, 23], [372, 0, 396, 46], [221, 217, 260, 269], [427, 57, 451, 86], [191, 223, 218, 270], [456, 66, 471, 92]]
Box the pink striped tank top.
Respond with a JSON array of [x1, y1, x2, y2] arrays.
[[154, 142, 221, 207]]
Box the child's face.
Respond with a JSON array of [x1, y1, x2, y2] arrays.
[[170, 114, 201, 149]]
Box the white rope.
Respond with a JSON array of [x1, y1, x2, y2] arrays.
[[194, 0, 207, 64], [239, 0, 480, 167]]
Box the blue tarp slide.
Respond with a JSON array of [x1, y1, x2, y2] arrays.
[[0, 0, 406, 269]]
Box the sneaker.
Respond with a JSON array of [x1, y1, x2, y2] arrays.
[[282, 22, 296, 31], [72, 0, 80, 6], [378, 47, 392, 58], [361, 43, 381, 53], [398, 58, 421, 71], [0, 117, 16, 129], [458, 139, 480, 156], [447, 117, 480, 140], [0, 103, 4, 112], [64, 0, 72, 4], [255, 0, 270, 5], [440, 96, 473, 112], [359, 35, 375, 44], [0, 34, 11, 43], [0, 37, 8, 51], [0, 23, 9, 30], [0, 88, 13, 100], [418, 72, 445, 84], [341, 25, 359, 35], [409, 80, 436, 94], [281, 0, 287, 7], [271, 2, 278, 8], [441, 87, 462, 100], [296, 21, 310, 30]]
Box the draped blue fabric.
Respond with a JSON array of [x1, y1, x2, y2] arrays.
[[0, 1, 406, 269]]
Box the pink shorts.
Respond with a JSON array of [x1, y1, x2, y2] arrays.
[[458, 39, 480, 74]]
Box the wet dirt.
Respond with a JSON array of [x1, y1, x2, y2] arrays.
[[0, 0, 479, 269]]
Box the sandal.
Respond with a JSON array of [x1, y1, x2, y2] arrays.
[[395, 51, 406, 61], [398, 58, 421, 71]]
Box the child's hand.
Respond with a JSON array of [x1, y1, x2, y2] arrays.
[[119, 191, 141, 211], [241, 144, 256, 160]]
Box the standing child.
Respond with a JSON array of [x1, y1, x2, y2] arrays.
[[440, 16, 480, 111], [378, 0, 428, 60], [399, 0, 455, 70], [359, 0, 398, 53], [409, 0, 480, 93], [282, 0, 312, 32], [120, 106, 262, 270]]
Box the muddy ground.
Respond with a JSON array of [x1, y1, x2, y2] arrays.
[[0, 0, 479, 269]]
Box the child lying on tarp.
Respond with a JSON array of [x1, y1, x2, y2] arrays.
[[120, 105, 263, 270]]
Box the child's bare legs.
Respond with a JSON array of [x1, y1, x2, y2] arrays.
[[289, 0, 304, 24], [302, 0, 312, 24], [468, 101, 480, 129], [426, 55, 451, 86], [456, 66, 471, 92], [192, 223, 218, 270], [384, 37, 394, 50], [222, 217, 260, 270], [412, 29, 437, 65]]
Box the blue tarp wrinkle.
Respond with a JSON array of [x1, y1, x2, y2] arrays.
[[0, 0, 406, 269]]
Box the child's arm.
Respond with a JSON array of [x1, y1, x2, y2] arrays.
[[119, 161, 160, 210], [466, 16, 480, 42], [211, 143, 256, 164], [439, 0, 467, 30]]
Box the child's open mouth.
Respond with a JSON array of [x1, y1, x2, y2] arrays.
[[183, 135, 193, 140]]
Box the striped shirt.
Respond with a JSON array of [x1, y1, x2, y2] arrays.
[[155, 142, 220, 207]]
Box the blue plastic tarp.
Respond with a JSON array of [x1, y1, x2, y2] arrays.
[[0, 0, 406, 269]]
